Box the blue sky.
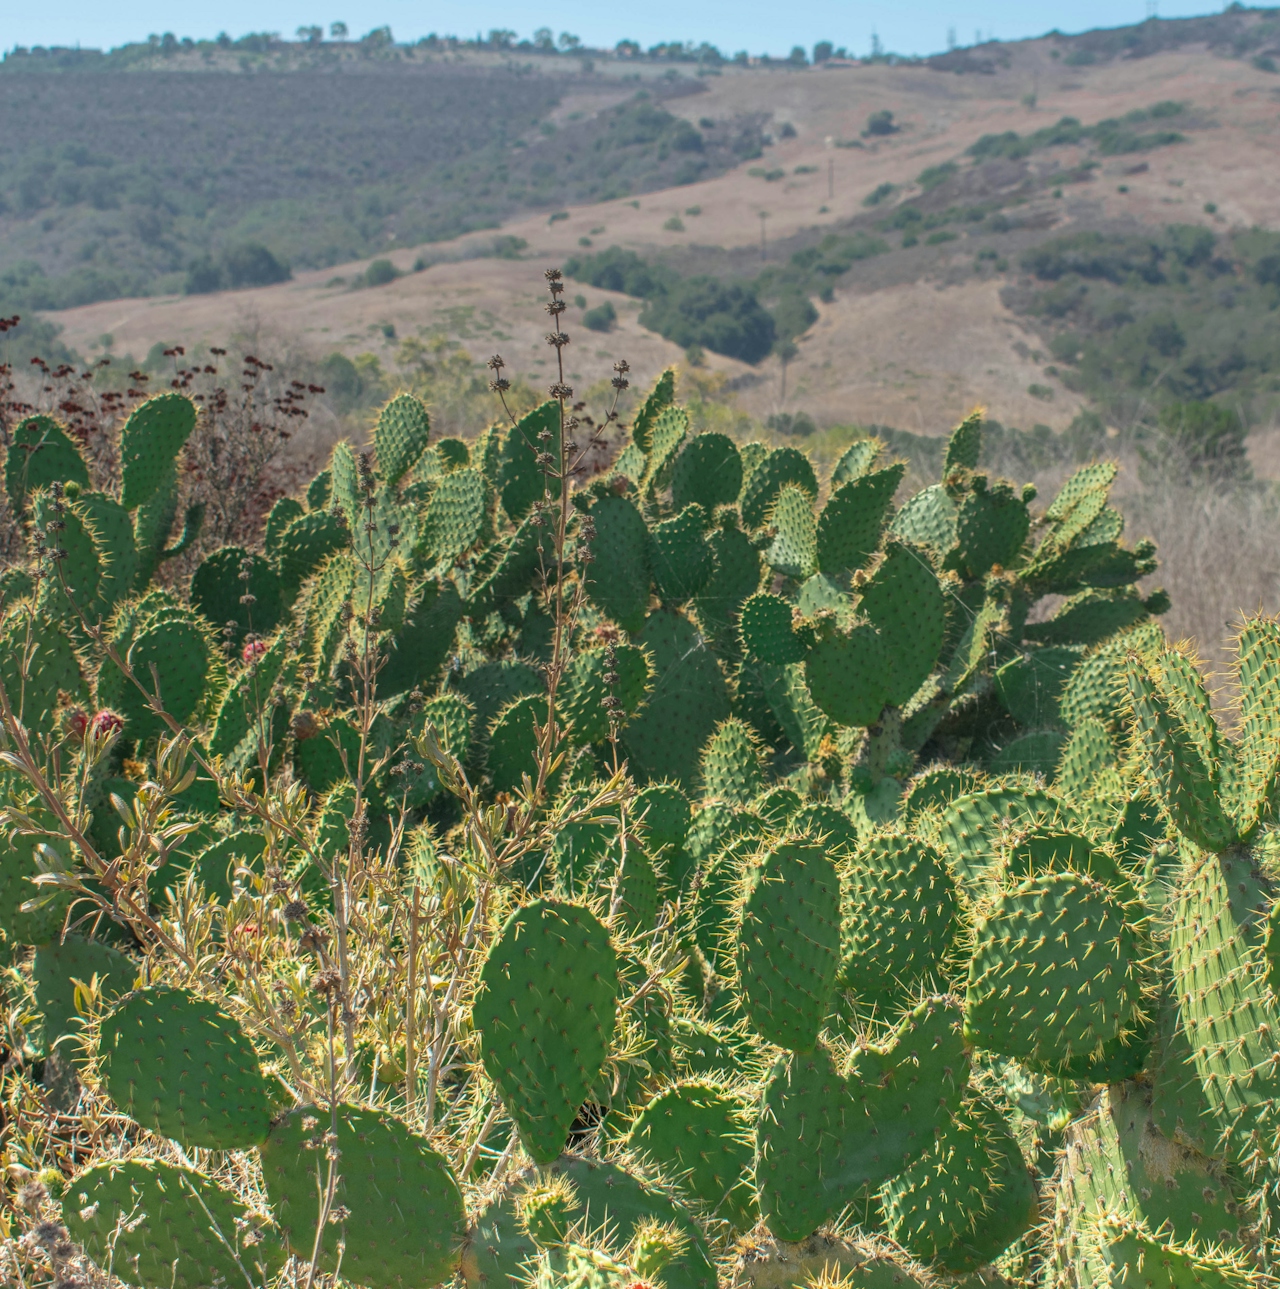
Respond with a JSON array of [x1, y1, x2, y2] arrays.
[[9, 0, 1225, 60]]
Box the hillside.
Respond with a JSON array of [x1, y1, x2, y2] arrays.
[[19, 11, 1279, 445]]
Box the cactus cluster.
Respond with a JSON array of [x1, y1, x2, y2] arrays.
[[4, 347, 1280, 1289]]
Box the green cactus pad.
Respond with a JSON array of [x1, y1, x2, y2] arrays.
[[119, 393, 197, 510], [627, 1080, 757, 1229], [66, 1158, 285, 1289], [546, 1157, 717, 1289], [5, 414, 90, 513], [1170, 846, 1280, 1175], [900, 764, 981, 821], [98, 984, 273, 1149], [1058, 622, 1161, 731], [499, 401, 559, 522], [261, 1102, 465, 1288], [375, 392, 431, 483], [1232, 614, 1280, 836], [329, 439, 364, 533], [804, 619, 889, 728], [756, 996, 969, 1241], [741, 447, 818, 530], [273, 508, 349, 599], [622, 609, 731, 786], [839, 833, 957, 1013], [1025, 588, 1150, 647], [890, 484, 958, 558], [791, 802, 859, 856], [935, 786, 1074, 889], [456, 658, 542, 746], [1056, 716, 1118, 804], [1091, 1217, 1255, 1288], [700, 717, 766, 805], [692, 833, 760, 975], [0, 609, 87, 739], [671, 433, 743, 512], [964, 870, 1142, 1074], [953, 478, 1030, 580], [1050, 1082, 1244, 1286], [190, 545, 283, 645], [944, 409, 983, 471], [35, 935, 136, 1062], [858, 540, 946, 707], [379, 577, 463, 696], [131, 459, 181, 587], [641, 404, 690, 492], [765, 484, 818, 581], [650, 503, 714, 601], [473, 899, 618, 1163], [78, 492, 139, 610], [635, 782, 691, 877], [421, 466, 489, 564], [693, 514, 762, 646], [735, 839, 841, 1050], [117, 610, 212, 741], [816, 464, 904, 577], [264, 495, 304, 555], [487, 693, 546, 795], [987, 728, 1067, 777], [585, 493, 651, 633], [740, 592, 808, 666], [611, 841, 661, 934], [32, 490, 101, 617], [744, 787, 793, 828], [561, 644, 652, 745], [632, 368, 676, 450], [1125, 649, 1238, 851], [880, 1095, 1035, 1272], [831, 437, 883, 484], [994, 645, 1083, 728], [1043, 459, 1117, 525], [468, 513, 554, 618]]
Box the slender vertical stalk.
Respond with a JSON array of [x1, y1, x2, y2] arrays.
[[405, 883, 419, 1122]]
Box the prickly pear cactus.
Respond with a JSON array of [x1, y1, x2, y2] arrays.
[[98, 985, 274, 1149], [473, 899, 618, 1163], [261, 1103, 465, 1287], [65, 1158, 287, 1289]]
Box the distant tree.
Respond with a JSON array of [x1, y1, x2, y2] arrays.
[[582, 300, 616, 332], [558, 32, 582, 51], [615, 39, 640, 57], [865, 110, 898, 136], [364, 259, 398, 287], [361, 26, 393, 47], [296, 25, 323, 42], [788, 46, 808, 65], [160, 32, 179, 54], [329, 21, 348, 38], [215, 31, 232, 47], [533, 28, 555, 51], [488, 29, 516, 48], [184, 257, 223, 295], [224, 243, 291, 289], [813, 40, 834, 63]]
